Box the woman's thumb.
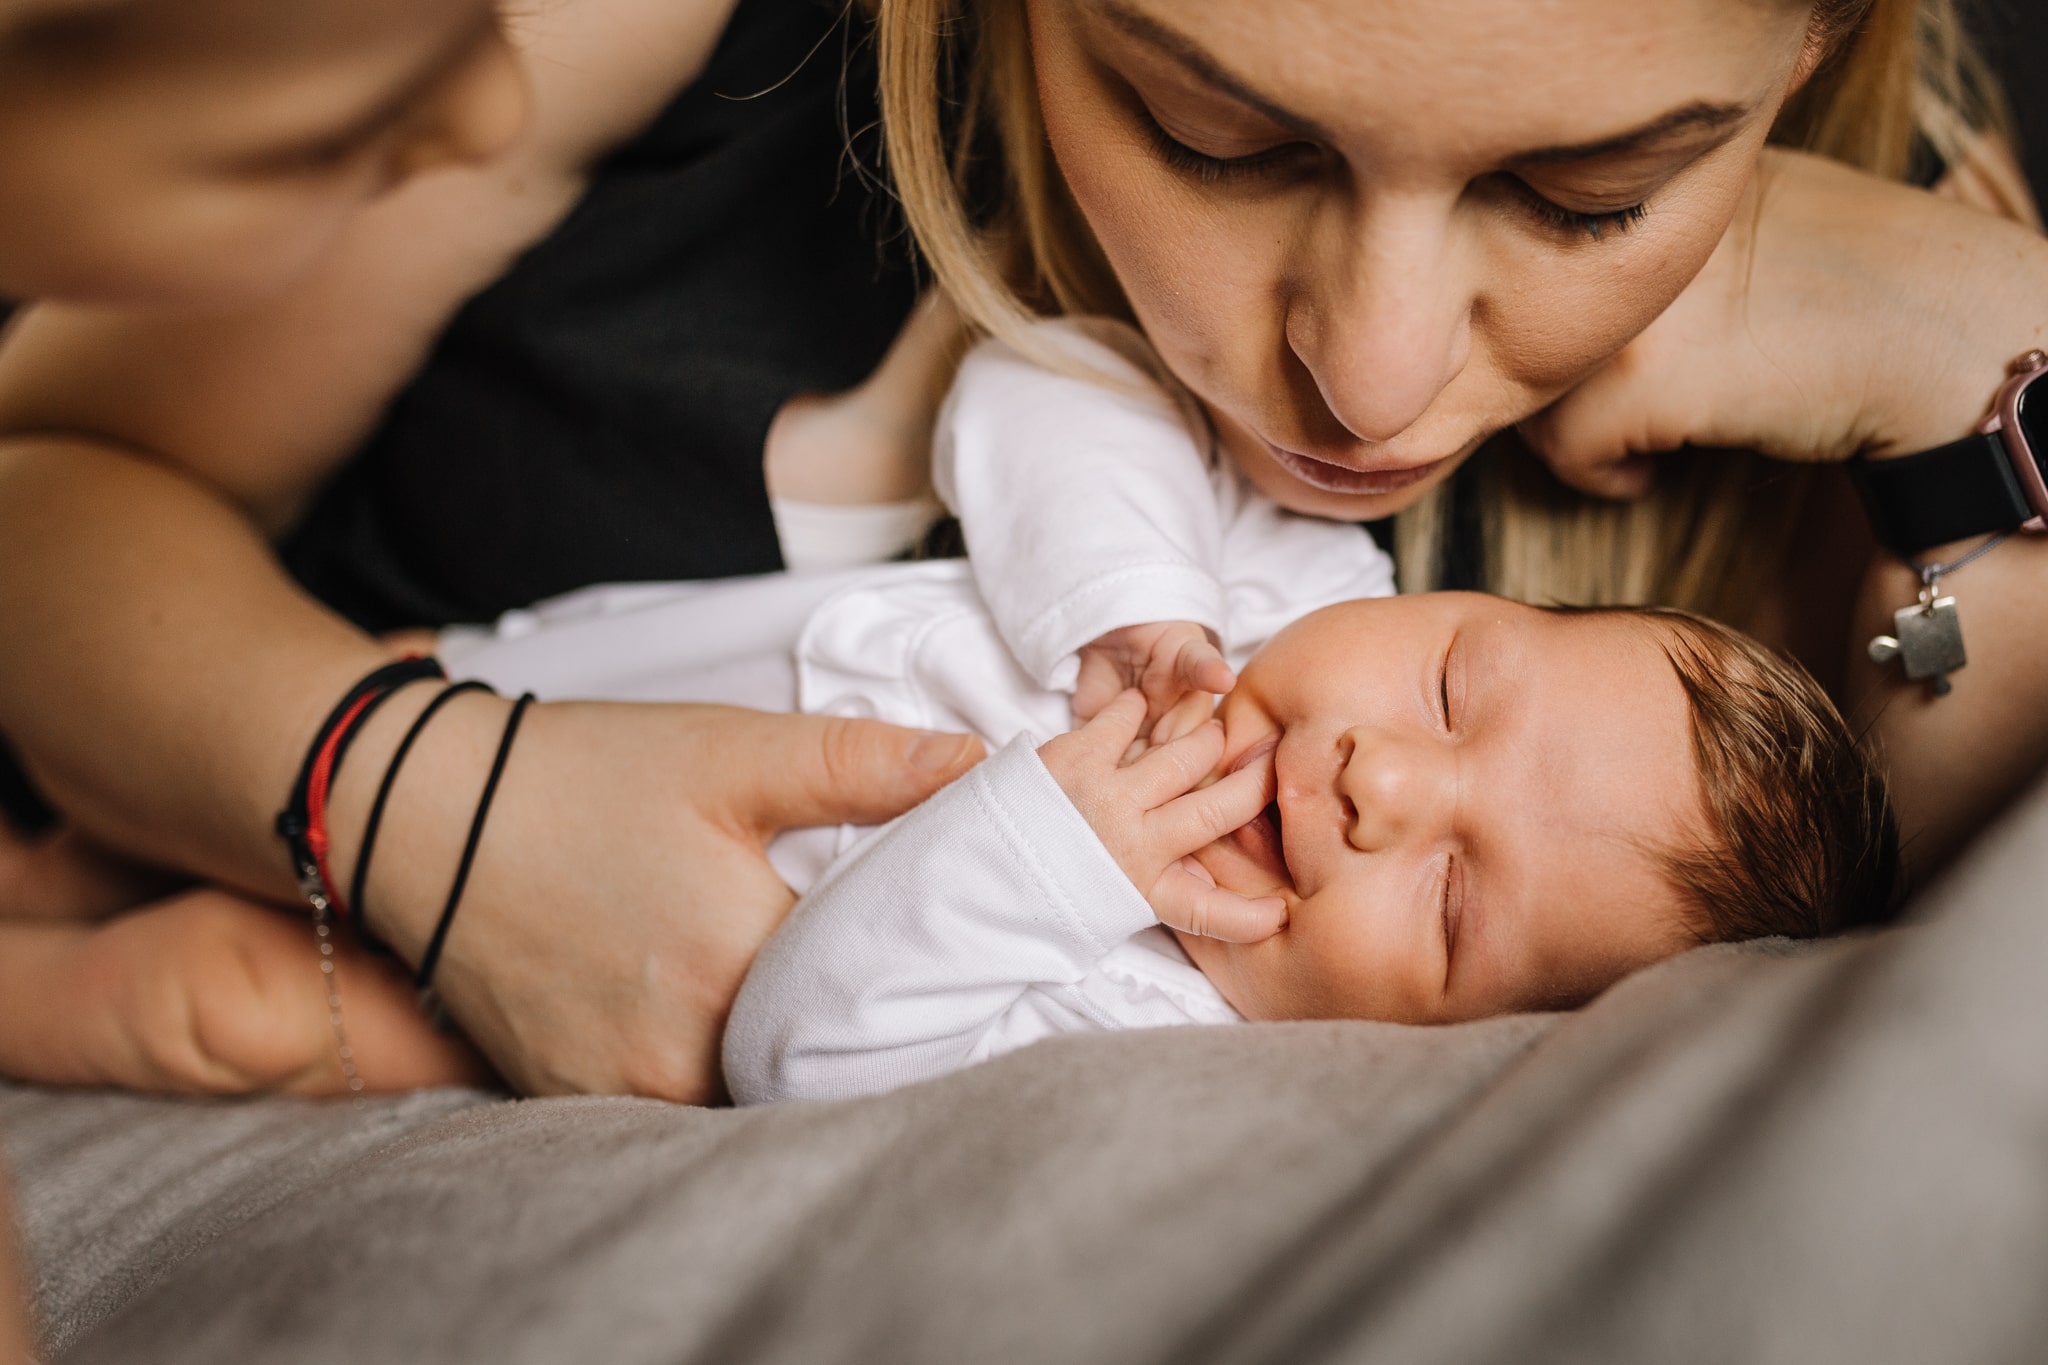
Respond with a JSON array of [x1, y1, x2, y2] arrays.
[[738, 714, 984, 833]]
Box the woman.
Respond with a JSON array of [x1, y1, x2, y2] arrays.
[[879, 0, 2048, 873], [0, 0, 2040, 1104]]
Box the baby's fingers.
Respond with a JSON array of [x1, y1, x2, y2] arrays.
[[1146, 745, 1275, 858], [1123, 718, 1226, 808], [1151, 858, 1287, 943], [1172, 635, 1236, 699], [1074, 689, 1149, 758], [1072, 650, 1133, 724], [1150, 690, 1216, 747]]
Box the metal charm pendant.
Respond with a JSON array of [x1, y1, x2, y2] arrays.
[[1867, 586, 1967, 696]]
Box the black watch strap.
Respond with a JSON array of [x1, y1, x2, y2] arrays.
[[1849, 431, 2037, 558]]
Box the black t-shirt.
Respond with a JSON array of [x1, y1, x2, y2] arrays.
[[283, 0, 919, 633]]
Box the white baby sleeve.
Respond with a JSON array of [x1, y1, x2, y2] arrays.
[[723, 736, 1161, 1105], [934, 319, 1228, 690]]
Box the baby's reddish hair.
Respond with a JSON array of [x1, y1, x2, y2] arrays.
[[1561, 606, 1901, 944]]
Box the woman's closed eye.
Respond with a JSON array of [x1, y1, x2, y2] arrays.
[[1496, 174, 1649, 242], [1136, 104, 1318, 186]]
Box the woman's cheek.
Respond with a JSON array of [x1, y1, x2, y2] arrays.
[[1483, 174, 1753, 403]]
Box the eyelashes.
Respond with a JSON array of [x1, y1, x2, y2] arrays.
[[1506, 183, 1649, 241], [1137, 107, 1651, 242], [1138, 109, 1311, 185]]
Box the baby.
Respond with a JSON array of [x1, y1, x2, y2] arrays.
[[719, 319, 1900, 1104]]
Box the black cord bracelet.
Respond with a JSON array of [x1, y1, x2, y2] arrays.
[[347, 679, 496, 953], [275, 656, 445, 909], [415, 691, 536, 1008]]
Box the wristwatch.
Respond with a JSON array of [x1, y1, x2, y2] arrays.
[[1850, 348, 2048, 558]]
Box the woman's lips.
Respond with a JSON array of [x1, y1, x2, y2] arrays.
[[1264, 440, 1444, 497]]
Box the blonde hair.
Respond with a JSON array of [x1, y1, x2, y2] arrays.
[[876, 0, 2015, 620]]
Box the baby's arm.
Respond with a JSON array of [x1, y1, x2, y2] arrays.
[[935, 320, 1229, 693], [722, 707, 1277, 1105]]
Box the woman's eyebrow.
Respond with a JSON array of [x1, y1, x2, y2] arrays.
[[1092, 0, 1334, 141], [1505, 102, 1752, 167], [1091, 0, 1752, 171]]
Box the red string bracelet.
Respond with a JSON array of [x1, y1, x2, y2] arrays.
[[276, 656, 446, 927]]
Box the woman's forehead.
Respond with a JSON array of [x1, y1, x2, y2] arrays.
[[1074, 0, 1808, 158]]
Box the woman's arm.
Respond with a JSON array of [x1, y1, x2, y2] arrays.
[[0, 0, 983, 1101], [1526, 149, 2048, 880]]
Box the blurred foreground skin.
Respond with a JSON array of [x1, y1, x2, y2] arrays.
[[0, 0, 524, 304]]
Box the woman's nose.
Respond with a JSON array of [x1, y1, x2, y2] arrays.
[[1284, 194, 1472, 446], [389, 28, 531, 183], [1337, 726, 1454, 852]]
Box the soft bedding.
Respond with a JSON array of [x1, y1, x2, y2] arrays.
[[6, 573, 2045, 1363], [5, 763, 2047, 1363]]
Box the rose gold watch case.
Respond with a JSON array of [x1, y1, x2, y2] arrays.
[[1981, 347, 2048, 533]]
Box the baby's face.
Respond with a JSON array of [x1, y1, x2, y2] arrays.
[[1180, 593, 1704, 1024]]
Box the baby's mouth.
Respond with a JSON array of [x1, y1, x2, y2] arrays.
[[1223, 738, 1291, 889], [1228, 797, 1290, 890]]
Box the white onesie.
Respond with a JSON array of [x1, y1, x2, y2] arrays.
[[723, 319, 1396, 1103]]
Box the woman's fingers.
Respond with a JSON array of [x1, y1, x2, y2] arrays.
[[1150, 858, 1286, 943]]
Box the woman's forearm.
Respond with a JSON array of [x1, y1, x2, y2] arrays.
[[1850, 534, 2048, 881], [0, 435, 387, 896]]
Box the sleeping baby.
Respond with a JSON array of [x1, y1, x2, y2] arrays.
[[719, 320, 1900, 1104]]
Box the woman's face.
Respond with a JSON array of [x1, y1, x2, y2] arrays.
[[0, 0, 526, 305], [1026, 0, 1814, 518]]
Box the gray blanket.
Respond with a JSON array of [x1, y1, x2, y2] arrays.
[[7, 771, 2046, 1364]]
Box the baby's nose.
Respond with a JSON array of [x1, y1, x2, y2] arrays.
[[1337, 728, 1451, 852]]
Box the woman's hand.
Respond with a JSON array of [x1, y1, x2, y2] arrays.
[[330, 697, 983, 1102], [1523, 147, 2048, 495]]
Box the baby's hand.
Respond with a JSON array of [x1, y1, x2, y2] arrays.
[[1038, 690, 1285, 943], [1073, 621, 1236, 752]]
